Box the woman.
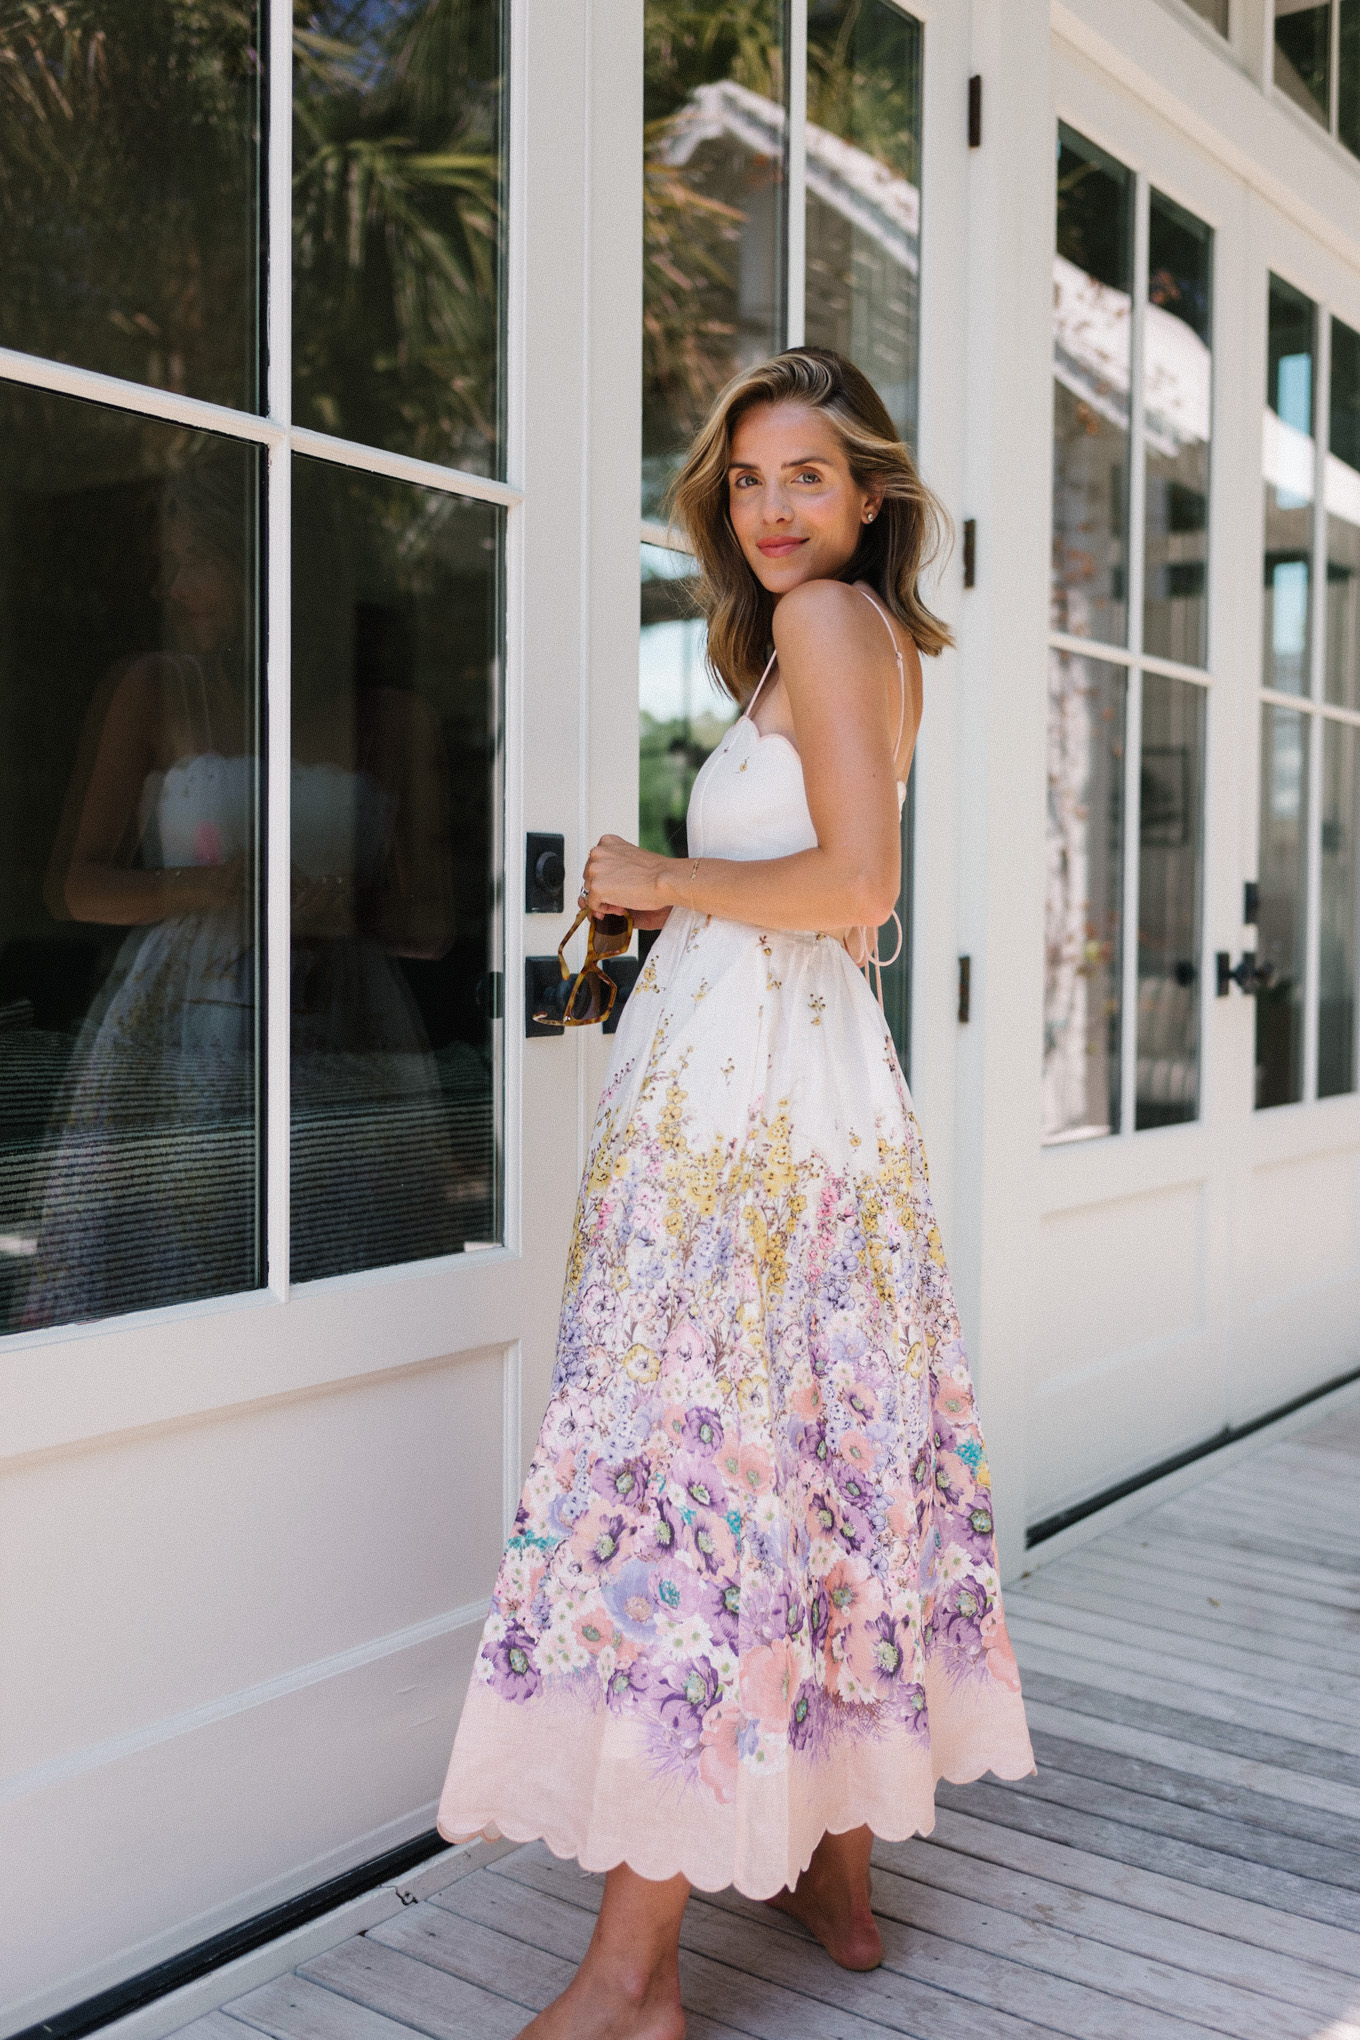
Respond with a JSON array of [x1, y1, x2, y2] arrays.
[[438, 349, 1033, 2037]]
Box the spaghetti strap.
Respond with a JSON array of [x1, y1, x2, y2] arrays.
[[743, 647, 779, 722], [857, 586, 907, 761]]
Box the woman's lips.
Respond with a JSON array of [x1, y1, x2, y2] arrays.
[[757, 537, 806, 557]]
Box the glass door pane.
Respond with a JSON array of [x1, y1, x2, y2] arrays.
[[1263, 275, 1315, 698], [1328, 316, 1360, 712], [639, 545, 736, 860], [0, 1, 263, 408], [293, 0, 508, 475], [1052, 127, 1133, 647], [0, 386, 262, 1332], [642, 0, 789, 517], [1274, 0, 1333, 126], [1143, 192, 1213, 667], [290, 458, 503, 1280], [804, 0, 922, 447], [1256, 703, 1310, 1106], [1319, 718, 1359, 1097], [1136, 676, 1204, 1128], [1044, 650, 1127, 1142]]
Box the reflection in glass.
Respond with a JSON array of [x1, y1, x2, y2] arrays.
[[1328, 317, 1360, 711], [1263, 275, 1315, 698], [291, 459, 502, 1281], [639, 546, 736, 859], [1256, 705, 1309, 1107], [1144, 193, 1213, 668], [1052, 127, 1133, 648], [0, 1, 262, 408], [1044, 651, 1126, 1143], [1343, 0, 1360, 156], [1183, 0, 1228, 30], [1319, 719, 1359, 1097], [0, 386, 261, 1333], [1136, 677, 1204, 1129], [1274, 0, 1332, 125], [642, 0, 787, 517], [294, 1, 506, 475], [804, 0, 922, 447]]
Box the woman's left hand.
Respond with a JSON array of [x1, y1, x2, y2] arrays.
[[581, 834, 672, 926]]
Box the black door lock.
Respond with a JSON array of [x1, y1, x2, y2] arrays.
[[526, 955, 641, 1037], [526, 832, 565, 914], [1216, 951, 1276, 997]]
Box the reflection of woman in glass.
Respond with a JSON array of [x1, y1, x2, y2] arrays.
[[25, 456, 459, 1328], [23, 458, 260, 1327]]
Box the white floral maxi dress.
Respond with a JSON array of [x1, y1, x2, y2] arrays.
[[438, 649, 1035, 1897]]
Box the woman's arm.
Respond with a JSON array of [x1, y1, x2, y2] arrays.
[[585, 581, 911, 931]]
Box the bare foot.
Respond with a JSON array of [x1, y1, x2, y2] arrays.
[[514, 1961, 685, 2040], [766, 1825, 883, 1971], [515, 1862, 689, 2038]]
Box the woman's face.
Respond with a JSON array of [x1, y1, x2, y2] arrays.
[[726, 401, 879, 598], [162, 514, 241, 653]]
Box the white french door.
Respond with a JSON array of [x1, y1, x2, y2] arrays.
[[0, 3, 641, 2026]]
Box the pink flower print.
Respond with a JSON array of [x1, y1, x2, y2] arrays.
[[790, 1381, 825, 1421], [845, 1383, 879, 1422], [572, 1503, 629, 1574], [886, 1487, 918, 1540], [737, 1443, 774, 1498], [839, 1431, 875, 1473], [573, 1609, 613, 1655], [981, 1607, 1022, 1692], [739, 1639, 796, 1724], [554, 1450, 579, 1490], [937, 1381, 974, 1425], [659, 1403, 689, 1447], [193, 820, 222, 866], [698, 1702, 740, 1804], [824, 1553, 878, 1638], [661, 1318, 707, 1383]]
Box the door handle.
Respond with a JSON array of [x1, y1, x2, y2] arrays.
[[1215, 950, 1276, 997]]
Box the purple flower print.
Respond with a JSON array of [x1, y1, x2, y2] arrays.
[[486, 1624, 541, 1702], [583, 1513, 627, 1572], [932, 1580, 988, 1656], [832, 1459, 874, 1513], [645, 1494, 683, 1561], [866, 1612, 909, 1691], [653, 1559, 706, 1618], [808, 1583, 831, 1651], [787, 1679, 828, 1753], [807, 1487, 840, 1542], [602, 1559, 660, 1641], [798, 1420, 831, 1469], [689, 1510, 730, 1576], [604, 1657, 651, 1711], [834, 1501, 873, 1555], [896, 1680, 929, 1731], [651, 1656, 723, 1756], [672, 1452, 728, 1514], [702, 1576, 741, 1648], [592, 1456, 650, 1511], [682, 1407, 725, 1454]]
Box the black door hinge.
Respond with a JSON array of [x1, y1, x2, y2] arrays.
[[958, 955, 972, 1023], [963, 519, 976, 589], [968, 75, 982, 148]]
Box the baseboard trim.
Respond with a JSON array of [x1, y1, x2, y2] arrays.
[[1021, 1363, 1360, 1566], [6, 1832, 515, 2040]]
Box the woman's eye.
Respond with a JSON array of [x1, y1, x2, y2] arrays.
[[796, 471, 821, 485]]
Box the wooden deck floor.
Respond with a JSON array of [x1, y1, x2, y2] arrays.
[[177, 1410, 1360, 2039]]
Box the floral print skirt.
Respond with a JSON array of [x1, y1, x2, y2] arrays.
[[438, 908, 1034, 1897]]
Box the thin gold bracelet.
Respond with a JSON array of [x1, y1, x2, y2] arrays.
[[688, 857, 700, 913]]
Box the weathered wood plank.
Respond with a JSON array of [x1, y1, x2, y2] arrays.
[[367, 1890, 750, 2040], [874, 1833, 1360, 2021], [1011, 1580, 1360, 1700], [935, 1779, 1360, 1930], [169, 2016, 259, 2040], [1000, 1740, 1360, 1888], [480, 1842, 1069, 2040], [1034, 1552, 1360, 1668], [1115, 1528, 1360, 1607], [1007, 1609, 1360, 1731], [298, 1939, 525, 2040], [1011, 1635, 1360, 1759], [1026, 1719, 1360, 1848], [921, 1807, 1360, 1977], [1146, 1506, 1360, 1578], [1020, 1669, 1360, 1792], [227, 1975, 431, 2040], [1024, 1695, 1360, 1825], [1014, 1566, 1360, 1678]]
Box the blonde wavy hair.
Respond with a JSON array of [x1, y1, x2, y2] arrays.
[[668, 347, 954, 704]]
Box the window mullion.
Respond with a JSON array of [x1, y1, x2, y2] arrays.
[[1332, 0, 1343, 136], [786, 0, 808, 348], [265, 0, 294, 1298], [1120, 173, 1151, 1138]]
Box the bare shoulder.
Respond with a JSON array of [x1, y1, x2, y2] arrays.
[[771, 577, 874, 649]]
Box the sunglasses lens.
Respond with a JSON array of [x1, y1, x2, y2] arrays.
[[565, 971, 606, 1024], [590, 913, 631, 957]]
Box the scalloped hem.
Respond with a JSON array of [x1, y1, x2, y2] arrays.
[[437, 1678, 1036, 1901]]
